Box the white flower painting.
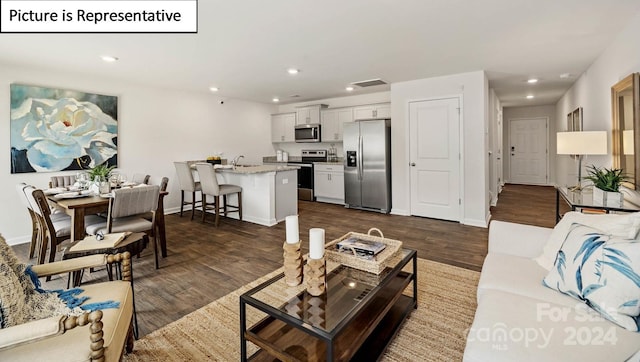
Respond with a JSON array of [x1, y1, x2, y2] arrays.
[[10, 84, 118, 173]]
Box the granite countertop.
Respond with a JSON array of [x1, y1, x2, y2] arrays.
[[217, 165, 299, 174]]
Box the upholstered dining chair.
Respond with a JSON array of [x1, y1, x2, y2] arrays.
[[49, 174, 76, 188], [16, 183, 70, 262], [85, 185, 161, 269], [195, 163, 242, 227], [174, 161, 202, 220], [131, 173, 150, 185], [27, 187, 76, 266]]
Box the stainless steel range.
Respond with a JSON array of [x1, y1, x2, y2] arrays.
[[288, 149, 327, 201]]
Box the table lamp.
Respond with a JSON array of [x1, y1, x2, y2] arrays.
[[557, 131, 607, 190]]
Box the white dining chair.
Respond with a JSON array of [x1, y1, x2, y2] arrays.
[[85, 185, 161, 269], [195, 163, 242, 227], [174, 161, 202, 220], [131, 173, 150, 185]]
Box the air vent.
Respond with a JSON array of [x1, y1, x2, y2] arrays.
[[351, 78, 387, 87], [289, 94, 300, 98]]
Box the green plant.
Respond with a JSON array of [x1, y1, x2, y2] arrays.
[[88, 163, 115, 180], [583, 165, 632, 192]]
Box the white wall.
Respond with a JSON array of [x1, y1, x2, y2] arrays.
[[555, 10, 640, 188], [1, 63, 276, 244], [503, 104, 557, 184], [488, 88, 504, 206], [273, 91, 391, 158], [390, 71, 489, 227]]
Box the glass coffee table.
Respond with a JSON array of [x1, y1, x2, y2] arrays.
[[240, 248, 417, 361]]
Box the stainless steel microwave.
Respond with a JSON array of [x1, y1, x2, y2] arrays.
[[294, 123, 321, 143]]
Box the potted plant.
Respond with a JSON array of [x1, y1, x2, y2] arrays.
[[88, 163, 115, 194], [583, 165, 632, 207]]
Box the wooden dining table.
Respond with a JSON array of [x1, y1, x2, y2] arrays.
[[47, 191, 169, 257]]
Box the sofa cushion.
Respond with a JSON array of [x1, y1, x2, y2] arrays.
[[543, 224, 640, 331], [478, 253, 578, 308], [464, 290, 640, 362], [535, 211, 640, 270]]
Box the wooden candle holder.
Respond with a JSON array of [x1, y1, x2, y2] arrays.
[[283, 241, 303, 286], [305, 256, 326, 296]]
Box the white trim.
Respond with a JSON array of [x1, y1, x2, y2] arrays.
[[390, 208, 410, 216], [405, 94, 464, 223], [462, 217, 489, 228], [507, 116, 550, 185]]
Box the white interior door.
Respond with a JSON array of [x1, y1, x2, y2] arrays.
[[409, 97, 461, 221], [509, 118, 548, 185]]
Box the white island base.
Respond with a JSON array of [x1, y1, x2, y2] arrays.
[[214, 167, 298, 226]]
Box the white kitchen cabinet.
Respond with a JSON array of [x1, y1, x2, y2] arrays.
[[314, 164, 344, 204], [271, 112, 296, 143], [295, 104, 328, 125], [353, 103, 391, 120], [320, 107, 353, 142]]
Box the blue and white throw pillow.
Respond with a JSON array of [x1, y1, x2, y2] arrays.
[[543, 223, 640, 331]]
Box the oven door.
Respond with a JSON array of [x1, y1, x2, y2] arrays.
[[289, 162, 314, 201]]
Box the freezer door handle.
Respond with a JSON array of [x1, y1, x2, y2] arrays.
[[358, 135, 363, 180]]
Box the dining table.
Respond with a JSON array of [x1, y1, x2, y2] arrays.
[[47, 190, 169, 257]]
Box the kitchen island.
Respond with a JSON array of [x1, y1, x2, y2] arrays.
[[189, 162, 298, 226]]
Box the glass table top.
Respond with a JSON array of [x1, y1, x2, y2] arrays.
[[558, 186, 640, 211]]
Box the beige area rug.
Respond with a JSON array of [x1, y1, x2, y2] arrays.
[[124, 259, 480, 361]]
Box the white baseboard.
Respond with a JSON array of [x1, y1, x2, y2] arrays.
[[390, 208, 410, 216], [6, 235, 30, 246], [462, 217, 489, 228]]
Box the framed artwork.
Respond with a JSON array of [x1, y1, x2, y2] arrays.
[[10, 84, 118, 174], [572, 107, 583, 131]]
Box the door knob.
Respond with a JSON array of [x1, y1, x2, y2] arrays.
[[410, 163, 416, 167]]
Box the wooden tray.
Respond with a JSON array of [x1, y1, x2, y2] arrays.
[[325, 228, 403, 275]]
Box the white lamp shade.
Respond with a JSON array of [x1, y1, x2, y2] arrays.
[[623, 130, 634, 155], [557, 131, 608, 155]]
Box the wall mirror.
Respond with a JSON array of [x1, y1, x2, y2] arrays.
[[612, 72, 640, 189]]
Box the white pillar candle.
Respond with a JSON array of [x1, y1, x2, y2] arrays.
[[309, 228, 325, 259], [285, 215, 299, 244]]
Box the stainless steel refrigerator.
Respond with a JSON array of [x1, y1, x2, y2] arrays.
[[343, 119, 391, 213]]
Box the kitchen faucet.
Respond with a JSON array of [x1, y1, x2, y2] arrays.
[[231, 155, 245, 166]]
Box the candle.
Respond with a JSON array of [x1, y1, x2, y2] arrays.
[[309, 228, 325, 259], [285, 215, 299, 244]]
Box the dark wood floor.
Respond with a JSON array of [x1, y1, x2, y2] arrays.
[[12, 183, 563, 337]]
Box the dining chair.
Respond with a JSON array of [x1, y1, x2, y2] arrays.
[[49, 174, 77, 188], [85, 185, 161, 269], [174, 161, 202, 220], [27, 187, 74, 265], [132, 173, 151, 185], [195, 163, 242, 226]]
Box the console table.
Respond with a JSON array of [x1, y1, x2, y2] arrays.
[[240, 249, 417, 361], [555, 186, 640, 223]]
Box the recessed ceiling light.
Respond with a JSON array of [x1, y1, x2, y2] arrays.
[[526, 95, 535, 99], [560, 73, 572, 79], [209, 87, 219, 92], [345, 86, 354, 92], [272, 98, 280, 102], [101, 55, 118, 62], [527, 78, 538, 84], [287, 68, 300, 75]]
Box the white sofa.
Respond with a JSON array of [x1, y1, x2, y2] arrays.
[[463, 220, 640, 362]]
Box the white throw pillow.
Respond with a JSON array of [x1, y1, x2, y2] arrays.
[[535, 211, 640, 270], [543, 224, 640, 331]]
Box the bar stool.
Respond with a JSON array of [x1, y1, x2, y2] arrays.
[[174, 161, 202, 220], [195, 163, 242, 227]]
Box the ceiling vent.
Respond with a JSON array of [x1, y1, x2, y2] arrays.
[[351, 78, 387, 87]]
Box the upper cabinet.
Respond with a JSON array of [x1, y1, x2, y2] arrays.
[[321, 107, 353, 142], [295, 104, 328, 125], [271, 112, 296, 143], [353, 103, 391, 120]]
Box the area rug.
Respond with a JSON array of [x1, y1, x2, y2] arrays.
[[123, 258, 480, 361]]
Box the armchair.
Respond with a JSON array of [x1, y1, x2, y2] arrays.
[[0, 252, 134, 362]]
